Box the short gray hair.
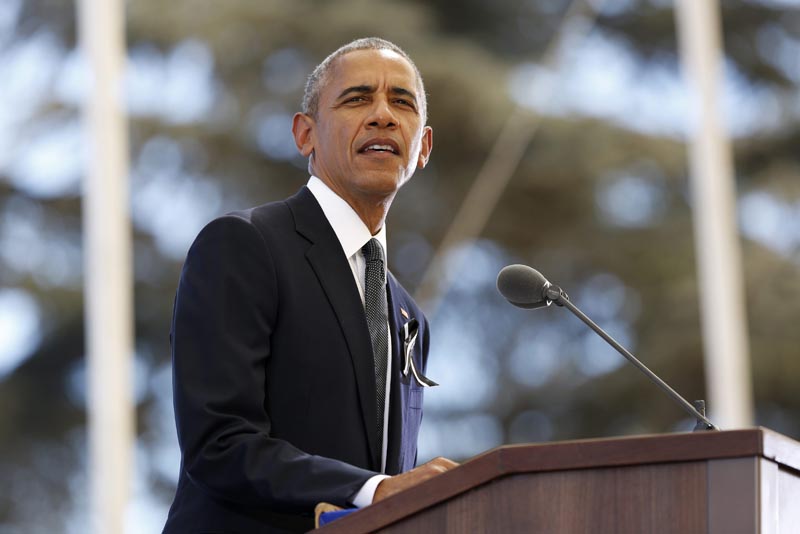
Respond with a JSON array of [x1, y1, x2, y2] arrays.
[[302, 37, 427, 122]]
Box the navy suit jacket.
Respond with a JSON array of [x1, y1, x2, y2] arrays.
[[163, 186, 430, 533]]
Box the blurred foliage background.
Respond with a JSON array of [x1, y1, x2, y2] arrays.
[[1, 0, 800, 531]]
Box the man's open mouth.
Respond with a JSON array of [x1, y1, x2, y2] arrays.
[[358, 139, 400, 155]]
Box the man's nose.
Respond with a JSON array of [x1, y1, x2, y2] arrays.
[[366, 98, 398, 128]]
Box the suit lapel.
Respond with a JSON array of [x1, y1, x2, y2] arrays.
[[286, 187, 381, 470]]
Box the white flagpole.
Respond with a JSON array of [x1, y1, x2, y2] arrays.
[[77, 0, 134, 531], [675, 0, 754, 428]]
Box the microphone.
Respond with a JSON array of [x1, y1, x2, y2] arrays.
[[497, 264, 718, 431], [495, 264, 552, 309]]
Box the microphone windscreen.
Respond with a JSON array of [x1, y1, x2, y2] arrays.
[[496, 264, 551, 309]]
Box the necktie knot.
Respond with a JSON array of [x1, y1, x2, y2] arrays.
[[362, 238, 384, 266]]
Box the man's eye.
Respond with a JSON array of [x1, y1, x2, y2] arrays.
[[347, 96, 366, 103]]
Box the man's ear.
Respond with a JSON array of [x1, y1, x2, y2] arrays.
[[292, 112, 315, 157], [416, 126, 433, 168]]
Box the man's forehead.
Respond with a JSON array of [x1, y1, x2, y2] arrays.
[[327, 49, 418, 90]]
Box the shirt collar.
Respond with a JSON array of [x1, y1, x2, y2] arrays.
[[307, 176, 388, 261]]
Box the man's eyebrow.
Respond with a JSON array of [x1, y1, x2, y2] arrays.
[[390, 86, 417, 104], [336, 85, 374, 100]]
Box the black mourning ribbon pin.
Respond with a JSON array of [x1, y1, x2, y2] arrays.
[[401, 319, 438, 387]]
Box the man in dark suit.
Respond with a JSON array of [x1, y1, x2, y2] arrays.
[[163, 38, 456, 533]]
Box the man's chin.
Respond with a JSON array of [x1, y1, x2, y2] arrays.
[[354, 170, 410, 194]]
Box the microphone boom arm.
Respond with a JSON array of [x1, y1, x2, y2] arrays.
[[544, 285, 718, 431]]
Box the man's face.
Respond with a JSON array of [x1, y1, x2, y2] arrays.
[[293, 49, 432, 206]]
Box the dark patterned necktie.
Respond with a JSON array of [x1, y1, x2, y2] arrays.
[[362, 238, 388, 450]]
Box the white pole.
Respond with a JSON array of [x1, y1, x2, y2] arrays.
[[77, 0, 133, 531], [674, 0, 754, 428]]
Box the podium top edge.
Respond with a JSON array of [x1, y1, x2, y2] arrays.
[[480, 427, 800, 474]]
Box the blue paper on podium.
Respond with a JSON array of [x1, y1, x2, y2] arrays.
[[319, 508, 357, 526]]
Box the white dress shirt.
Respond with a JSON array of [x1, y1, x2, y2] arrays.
[[306, 176, 391, 507]]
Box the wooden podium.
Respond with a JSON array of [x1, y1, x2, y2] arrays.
[[316, 428, 800, 533]]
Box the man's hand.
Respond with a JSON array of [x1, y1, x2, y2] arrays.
[[373, 457, 459, 503]]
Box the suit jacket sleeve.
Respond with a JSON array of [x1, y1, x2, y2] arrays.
[[171, 214, 376, 513]]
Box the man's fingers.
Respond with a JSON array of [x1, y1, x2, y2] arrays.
[[418, 456, 459, 475], [406, 457, 458, 479], [426, 456, 459, 472]]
